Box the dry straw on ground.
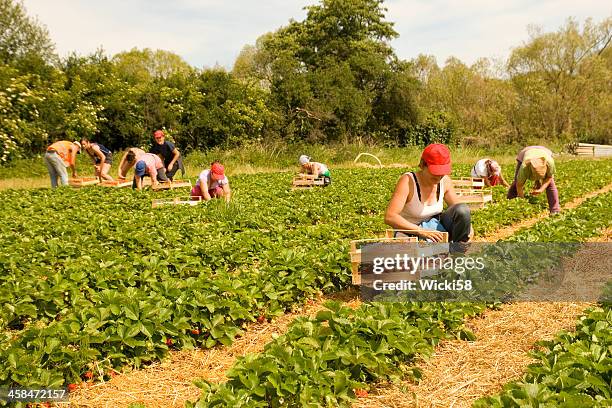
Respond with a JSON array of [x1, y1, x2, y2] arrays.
[[68, 187, 612, 407], [352, 233, 610, 408], [68, 289, 360, 408], [352, 301, 589, 408], [476, 182, 612, 242]]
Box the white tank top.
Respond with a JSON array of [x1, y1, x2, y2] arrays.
[[399, 172, 445, 224]]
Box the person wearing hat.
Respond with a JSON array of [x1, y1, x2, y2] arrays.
[[299, 155, 331, 186], [385, 144, 472, 243], [117, 147, 146, 179], [471, 158, 509, 187], [132, 153, 169, 190], [81, 138, 114, 182], [43, 140, 81, 188], [191, 161, 231, 203], [507, 146, 559, 214], [149, 130, 184, 180]]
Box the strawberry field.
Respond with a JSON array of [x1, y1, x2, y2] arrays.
[[0, 158, 611, 407]]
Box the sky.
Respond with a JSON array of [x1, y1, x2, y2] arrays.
[[21, 0, 612, 70]]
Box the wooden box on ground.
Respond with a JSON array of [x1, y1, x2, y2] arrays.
[[292, 173, 325, 190], [349, 230, 449, 285], [452, 177, 485, 190], [455, 189, 493, 210], [150, 180, 193, 191], [152, 196, 202, 208], [69, 177, 99, 187], [574, 143, 612, 157], [99, 179, 132, 188]]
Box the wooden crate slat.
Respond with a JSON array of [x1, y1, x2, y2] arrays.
[[69, 177, 100, 187], [151, 180, 192, 190], [152, 196, 201, 208], [100, 180, 132, 188], [452, 177, 485, 189]]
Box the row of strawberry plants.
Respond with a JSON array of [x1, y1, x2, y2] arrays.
[[474, 306, 611, 407], [0, 238, 354, 389], [507, 190, 612, 242], [2, 159, 608, 333], [0, 160, 609, 392], [188, 190, 612, 406], [472, 158, 612, 236], [472, 192, 611, 406], [189, 301, 484, 407]]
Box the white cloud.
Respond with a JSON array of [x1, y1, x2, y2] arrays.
[[22, 0, 612, 69]]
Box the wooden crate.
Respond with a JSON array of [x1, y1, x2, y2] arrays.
[[575, 143, 612, 157], [349, 230, 449, 285], [150, 180, 192, 191], [99, 179, 132, 188], [350, 236, 418, 285], [292, 173, 325, 190], [455, 189, 493, 209], [384, 229, 449, 242], [69, 177, 99, 187], [152, 196, 202, 208], [452, 177, 485, 190]]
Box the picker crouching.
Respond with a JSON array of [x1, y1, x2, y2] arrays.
[[507, 145, 560, 214], [384, 144, 472, 243], [190, 161, 231, 203]]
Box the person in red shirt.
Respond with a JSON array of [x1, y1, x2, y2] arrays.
[[43, 140, 81, 188]]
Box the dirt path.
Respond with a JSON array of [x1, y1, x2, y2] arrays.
[[476, 182, 612, 241], [352, 302, 589, 408], [70, 187, 612, 407], [353, 230, 611, 408], [69, 289, 360, 408]]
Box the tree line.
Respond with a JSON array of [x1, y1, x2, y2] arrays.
[[0, 0, 610, 164]]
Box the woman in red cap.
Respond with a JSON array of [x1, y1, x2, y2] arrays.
[[191, 161, 231, 203], [385, 144, 472, 243]]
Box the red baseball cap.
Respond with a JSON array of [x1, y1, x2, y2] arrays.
[[154, 130, 164, 138], [211, 162, 225, 177], [421, 144, 452, 176]]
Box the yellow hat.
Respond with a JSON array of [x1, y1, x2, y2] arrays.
[[529, 157, 547, 179]]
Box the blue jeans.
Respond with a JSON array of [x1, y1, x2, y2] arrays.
[[396, 204, 472, 243], [44, 152, 68, 188]]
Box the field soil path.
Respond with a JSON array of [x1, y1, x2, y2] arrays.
[[70, 184, 612, 407], [353, 230, 611, 408], [477, 182, 612, 241]]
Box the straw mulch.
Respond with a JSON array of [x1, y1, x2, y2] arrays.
[[353, 234, 611, 408], [67, 194, 611, 407], [352, 301, 588, 408], [589, 226, 612, 242], [68, 289, 359, 408], [477, 182, 612, 242]]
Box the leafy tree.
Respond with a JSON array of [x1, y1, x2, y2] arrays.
[[508, 17, 612, 143], [241, 0, 418, 143], [113, 48, 194, 83], [0, 0, 56, 68]]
